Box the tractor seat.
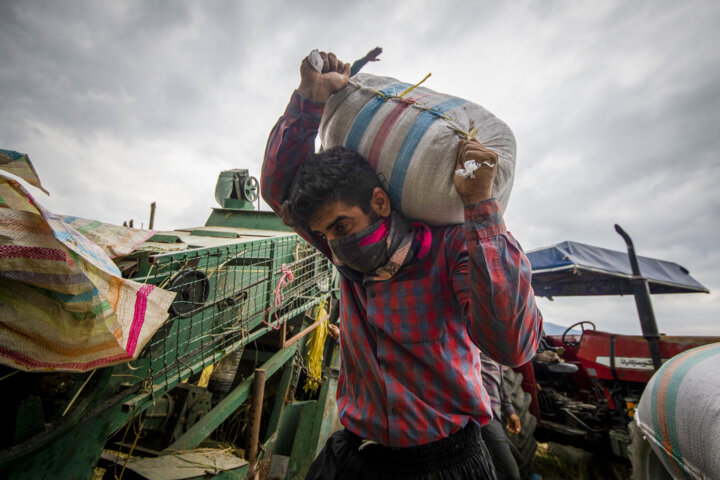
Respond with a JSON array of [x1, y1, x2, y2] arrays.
[[534, 361, 579, 374]]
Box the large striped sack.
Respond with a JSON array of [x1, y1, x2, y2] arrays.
[[0, 148, 48, 194], [636, 342, 720, 480], [0, 170, 175, 372], [319, 73, 516, 225]]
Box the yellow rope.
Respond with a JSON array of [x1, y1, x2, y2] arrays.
[[0, 370, 18, 382], [375, 89, 389, 101], [62, 369, 96, 416], [351, 74, 476, 140], [118, 416, 144, 480], [399, 72, 432, 98], [303, 300, 329, 394]]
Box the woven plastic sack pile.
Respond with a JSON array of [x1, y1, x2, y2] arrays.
[[319, 73, 516, 226], [0, 148, 175, 372], [636, 342, 720, 480]]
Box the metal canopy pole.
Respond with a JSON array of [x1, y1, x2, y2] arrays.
[[615, 224, 662, 371]]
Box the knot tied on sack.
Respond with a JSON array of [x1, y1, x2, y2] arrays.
[[455, 160, 496, 179], [357, 72, 482, 141], [365, 72, 433, 103]]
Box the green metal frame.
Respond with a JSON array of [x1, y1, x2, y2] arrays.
[[284, 345, 342, 479], [205, 208, 293, 232], [0, 199, 335, 479], [169, 343, 298, 451]]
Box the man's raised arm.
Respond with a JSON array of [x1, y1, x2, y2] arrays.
[[451, 139, 543, 367], [260, 52, 350, 251]]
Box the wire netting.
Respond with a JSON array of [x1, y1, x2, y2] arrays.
[[130, 235, 334, 389]]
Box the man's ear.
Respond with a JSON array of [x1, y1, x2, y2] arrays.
[[370, 187, 391, 218]]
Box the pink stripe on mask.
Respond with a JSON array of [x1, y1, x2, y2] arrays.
[[359, 218, 390, 247]]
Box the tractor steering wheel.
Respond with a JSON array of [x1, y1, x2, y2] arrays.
[[561, 321, 597, 347]]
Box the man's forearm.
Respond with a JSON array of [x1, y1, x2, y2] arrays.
[[261, 90, 324, 213], [260, 91, 334, 257], [500, 374, 516, 417], [460, 200, 543, 367]]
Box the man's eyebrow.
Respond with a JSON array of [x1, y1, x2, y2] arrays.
[[326, 215, 351, 232]]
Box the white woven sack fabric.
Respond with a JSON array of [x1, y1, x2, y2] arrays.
[[636, 342, 720, 480], [319, 73, 516, 226]]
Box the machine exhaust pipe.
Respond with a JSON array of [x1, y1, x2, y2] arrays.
[[614, 224, 662, 371]]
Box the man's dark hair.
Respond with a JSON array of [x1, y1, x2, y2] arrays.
[[282, 146, 381, 230]]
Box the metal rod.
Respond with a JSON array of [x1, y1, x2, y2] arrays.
[[614, 224, 662, 370], [282, 312, 330, 349], [149, 201, 156, 230], [245, 368, 266, 474]]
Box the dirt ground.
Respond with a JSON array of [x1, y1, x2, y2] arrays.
[[532, 443, 632, 480]]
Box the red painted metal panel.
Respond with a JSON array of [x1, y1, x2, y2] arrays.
[[570, 331, 720, 383]]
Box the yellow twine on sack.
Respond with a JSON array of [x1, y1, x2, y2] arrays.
[[353, 72, 477, 140], [399, 72, 432, 98], [303, 300, 329, 394], [451, 124, 478, 140]]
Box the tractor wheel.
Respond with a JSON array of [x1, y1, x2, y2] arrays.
[[628, 419, 673, 480], [502, 367, 538, 480]]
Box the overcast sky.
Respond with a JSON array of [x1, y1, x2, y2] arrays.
[[2, 0, 719, 336]]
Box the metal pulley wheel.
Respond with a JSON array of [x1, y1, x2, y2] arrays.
[[167, 269, 210, 317], [242, 176, 259, 202]]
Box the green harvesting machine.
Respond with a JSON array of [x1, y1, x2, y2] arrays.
[[0, 169, 342, 479]]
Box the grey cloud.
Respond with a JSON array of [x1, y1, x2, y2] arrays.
[[1, 0, 719, 335]]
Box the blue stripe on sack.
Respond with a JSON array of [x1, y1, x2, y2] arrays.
[[56, 287, 100, 303], [665, 345, 720, 477], [344, 83, 410, 152], [388, 97, 467, 208], [0, 148, 24, 161], [52, 230, 121, 276]]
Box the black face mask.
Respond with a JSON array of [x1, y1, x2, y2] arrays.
[[328, 216, 390, 273]]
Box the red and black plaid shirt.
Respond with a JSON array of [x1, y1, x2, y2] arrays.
[[262, 91, 542, 447]]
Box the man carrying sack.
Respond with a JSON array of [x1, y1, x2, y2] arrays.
[[261, 50, 543, 480]]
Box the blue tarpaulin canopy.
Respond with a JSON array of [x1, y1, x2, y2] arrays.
[[527, 241, 709, 297]]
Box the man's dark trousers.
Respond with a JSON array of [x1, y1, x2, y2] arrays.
[[480, 418, 521, 480], [306, 421, 497, 479]]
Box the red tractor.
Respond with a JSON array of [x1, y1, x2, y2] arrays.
[[505, 225, 719, 479]]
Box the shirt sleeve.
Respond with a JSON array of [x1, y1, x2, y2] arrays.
[[499, 366, 516, 418], [260, 90, 332, 257], [450, 198, 543, 367]]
